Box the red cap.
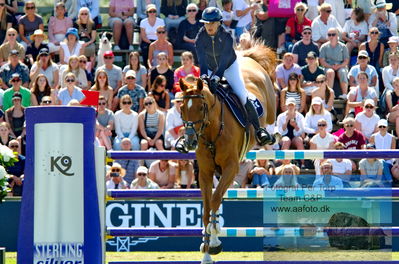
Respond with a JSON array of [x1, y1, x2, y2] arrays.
[[103, 51, 114, 57]]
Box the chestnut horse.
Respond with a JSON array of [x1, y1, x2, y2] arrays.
[[179, 39, 276, 264]]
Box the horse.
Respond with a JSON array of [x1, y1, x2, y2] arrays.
[[178, 39, 277, 264]]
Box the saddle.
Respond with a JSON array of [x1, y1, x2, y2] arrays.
[[215, 80, 264, 128]]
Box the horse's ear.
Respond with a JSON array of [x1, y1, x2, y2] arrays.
[[197, 78, 203, 91], [179, 78, 188, 92]]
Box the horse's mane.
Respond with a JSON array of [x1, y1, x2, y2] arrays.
[[236, 38, 277, 82]]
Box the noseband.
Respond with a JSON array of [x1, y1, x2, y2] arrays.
[[182, 94, 209, 139]]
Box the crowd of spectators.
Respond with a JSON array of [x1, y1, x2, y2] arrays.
[[4, 0, 399, 195]]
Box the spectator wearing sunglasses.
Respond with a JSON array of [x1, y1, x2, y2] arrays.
[[148, 25, 174, 68], [40, 96, 53, 106], [0, 50, 29, 89], [30, 48, 59, 90], [130, 165, 160, 189], [292, 27, 319, 67], [337, 117, 366, 150], [369, 119, 396, 150], [115, 70, 146, 113], [0, 0, 12, 44], [6, 139, 25, 196], [2, 73, 30, 111], [347, 50, 378, 91], [18, 1, 44, 49], [106, 163, 128, 190], [355, 99, 380, 140], [113, 94, 140, 150], [0, 28, 24, 65], [96, 95, 114, 150], [5, 92, 25, 137], [138, 96, 165, 151], [149, 75, 170, 112], [137, 0, 161, 22], [57, 72, 85, 105], [311, 3, 342, 47]]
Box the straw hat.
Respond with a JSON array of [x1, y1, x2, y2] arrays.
[[110, 162, 126, 177], [31, 29, 47, 41]]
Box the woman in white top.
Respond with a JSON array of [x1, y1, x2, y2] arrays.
[[382, 51, 399, 93], [175, 160, 195, 189], [327, 142, 353, 184], [139, 4, 165, 68], [113, 94, 140, 150], [304, 96, 333, 135], [59, 27, 84, 65], [369, 119, 396, 150], [355, 98, 380, 140], [310, 118, 335, 175], [341, 7, 368, 55]]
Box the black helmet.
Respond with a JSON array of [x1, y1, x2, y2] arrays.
[[200, 7, 223, 23]]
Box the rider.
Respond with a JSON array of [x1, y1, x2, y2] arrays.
[[176, 7, 273, 153]]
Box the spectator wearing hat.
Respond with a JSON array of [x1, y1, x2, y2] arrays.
[[26, 29, 49, 67], [292, 26, 319, 67], [149, 159, 176, 189], [57, 72, 85, 105], [165, 91, 183, 149], [338, 117, 366, 150], [115, 70, 147, 112], [48, 2, 73, 52], [30, 48, 59, 90], [106, 163, 129, 190], [131, 165, 160, 189], [96, 51, 122, 93], [282, 2, 312, 53], [2, 73, 30, 111], [137, 0, 161, 22], [382, 36, 399, 67], [311, 3, 342, 47], [5, 92, 25, 137], [108, 0, 135, 51], [0, 0, 12, 44], [276, 52, 302, 90], [0, 28, 24, 65], [18, 1, 44, 49], [346, 71, 378, 117], [0, 50, 29, 89], [341, 7, 368, 56], [277, 97, 306, 168], [370, 119, 396, 150], [319, 27, 350, 100], [359, 143, 384, 185], [386, 77, 399, 136], [355, 98, 380, 140], [140, 4, 166, 68], [368, 0, 397, 47], [59, 27, 84, 65], [301, 52, 324, 97], [116, 138, 139, 185], [348, 50, 378, 91]]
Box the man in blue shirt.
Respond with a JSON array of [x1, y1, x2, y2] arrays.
[[313, 161, 344, 189]]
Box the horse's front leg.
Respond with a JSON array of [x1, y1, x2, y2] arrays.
[[198, 160, 216, 264], [207, 160, 239, 255]]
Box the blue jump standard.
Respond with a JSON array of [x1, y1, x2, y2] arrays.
[[108, 261, 399, 264], [108, 188, 399, 199], [107, 150, 399, 160]]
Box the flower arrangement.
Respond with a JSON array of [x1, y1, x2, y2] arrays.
[[0, 145, 19, 202]]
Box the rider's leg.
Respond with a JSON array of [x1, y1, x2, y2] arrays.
[[224, 60, 274, 145]]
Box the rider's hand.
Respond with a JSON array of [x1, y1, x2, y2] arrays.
[[209, 76, 220, 93]]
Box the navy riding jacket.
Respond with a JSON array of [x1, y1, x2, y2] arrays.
[[195, 26, 236, 79]]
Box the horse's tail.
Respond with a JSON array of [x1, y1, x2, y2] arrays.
[[238, 37, 277, 125]]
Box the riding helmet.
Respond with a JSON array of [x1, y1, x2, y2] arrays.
[[200, 7, 223, 23]]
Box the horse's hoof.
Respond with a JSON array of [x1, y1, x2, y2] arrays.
[[208, 244, 223, 255]]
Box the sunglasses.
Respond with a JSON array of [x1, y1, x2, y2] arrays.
[[111, 168, 120, 173], [144, 101, 153, 106], [315, 80, 325, 84], [296, 8, 304, 11], [0, 3, 5, 7], [9, 145, 18, 148], [318, 124, 327, 127], [80, 13, 88, 15], [147, 10, 156, 14], [358, 56, 368, 59], [79, 60, 87, 63], [370, 31, 379, 35], [98, 75, 107, 80], [288, 78, 297, 81], [327, 33, 336, 37], [40, 54, 49, 57], [65, 78, 75, 83], [122, 101, 132, 105], [379, 125, 387, 128], [137, 173, 147, 176], [126, 77, 135, 80], [104, 56, 113, 60], [345, 124, 354, 127], [11, 78, 20, 82], [157, 31, 166, 34], [365, 105, 374, 109], [26, 6, 35, 10], [187, 9, 197, 12], [42, 100, 52, 104], [325, 9, 332, 13], [98, 102, 106, 106], [8, 33, 15, 36], [303, 31, 311, 35]]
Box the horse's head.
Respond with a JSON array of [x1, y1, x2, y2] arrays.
[[179, 78, 209, 151]]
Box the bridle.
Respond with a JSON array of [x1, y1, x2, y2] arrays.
[[181, 93, 209, 140]]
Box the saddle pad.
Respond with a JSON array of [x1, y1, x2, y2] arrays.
[[216, 87, 264, 128]]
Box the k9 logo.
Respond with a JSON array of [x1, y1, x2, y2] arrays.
[[50, 156, 74, 176]]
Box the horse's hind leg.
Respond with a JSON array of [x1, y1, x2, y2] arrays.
[[207, 162, 239, 255], [199, 168, 214, 264]]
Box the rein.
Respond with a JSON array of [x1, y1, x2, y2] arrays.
[[182, 92, 225, 158]]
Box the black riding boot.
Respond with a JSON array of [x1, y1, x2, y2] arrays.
[[244, 99, 275, 146]]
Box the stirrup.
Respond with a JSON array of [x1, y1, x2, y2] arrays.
[[255, 128, 275, 146]]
